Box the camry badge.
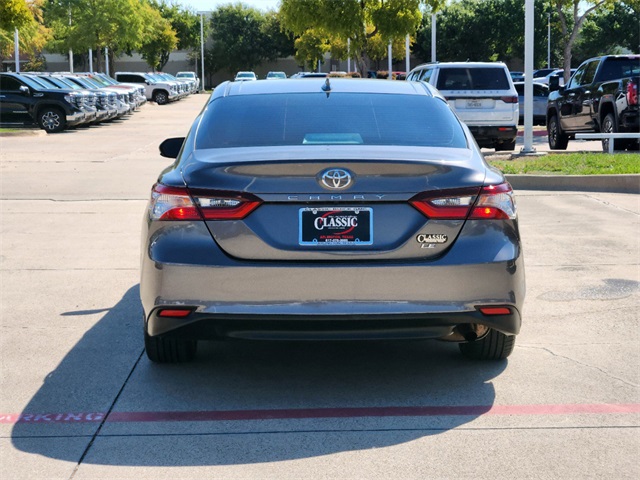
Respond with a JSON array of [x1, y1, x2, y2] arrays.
[[319, 168, 353, 190]]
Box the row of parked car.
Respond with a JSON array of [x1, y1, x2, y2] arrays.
[[0, 70, 199, 133]]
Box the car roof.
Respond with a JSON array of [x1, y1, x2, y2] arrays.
[[213, 78, 438, 99], [412, 61, 508, 70]]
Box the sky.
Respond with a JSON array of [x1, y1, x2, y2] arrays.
[[176, 0, 280, 13]]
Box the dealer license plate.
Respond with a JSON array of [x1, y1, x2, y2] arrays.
[[299, 207, 373, 246]]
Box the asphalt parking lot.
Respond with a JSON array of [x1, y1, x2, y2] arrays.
[[1, 93, 638, 479]]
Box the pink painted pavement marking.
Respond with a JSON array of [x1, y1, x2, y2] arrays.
[[2, 404, 639, 425]]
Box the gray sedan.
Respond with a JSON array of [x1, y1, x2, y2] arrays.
[[514, 81, 549, 125], [140, 79, 525, 363]]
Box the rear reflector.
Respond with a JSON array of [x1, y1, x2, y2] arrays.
[[157, 309, 193, 318], [149, 184, 262, 221], [479, 307, 512, 316]]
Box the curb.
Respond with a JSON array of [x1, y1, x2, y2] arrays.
[[0, 129, 46, 138], [506, 174, 640, 194]]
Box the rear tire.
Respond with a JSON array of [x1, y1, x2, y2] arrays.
[[547, 114, 568, 150], [144, 329, 197, 363], [38, 107, 66, 133], [601, 113, 623, 152], [459, 329, 515, 360]]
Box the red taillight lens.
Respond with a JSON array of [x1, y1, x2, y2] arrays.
[[627, 81, 638, 106], [479, 307, 512, 316], [501, 96, 518, 104], [157, 309, 193, 318], [150, 184, 201, 220], [469, 183, 517, 220], [410, 187, 480, 219], [411, 183, 516, 220], [149, 184, 262, 221]]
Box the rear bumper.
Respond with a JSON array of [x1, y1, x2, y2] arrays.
[[141, 220, 525, 340], [468, 125, 518, 147], [146, 308, 522, 341]]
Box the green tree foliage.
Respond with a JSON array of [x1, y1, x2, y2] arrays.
[[551, 0, 616, 82], [414, 0, 552, 67], [294, 29, 330, 70], [143, 0, 200, 71], [1, 0, 51, 64], [1, 0, 33, 31], [44, 0, 156, 72], [206, 4, 294, 76], [574, 1, 639, 59], [280, 0, 426, 73], [138, 5, 178, 71]]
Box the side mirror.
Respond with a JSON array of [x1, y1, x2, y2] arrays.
[[19, 85, 29, 95], [548, 76, 560, 92], [159, 137, 185, 159]]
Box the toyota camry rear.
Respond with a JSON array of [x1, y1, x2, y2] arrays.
[[140, 78, 525, 363]]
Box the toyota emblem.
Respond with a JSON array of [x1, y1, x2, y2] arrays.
[[319, 168, 353, 190]]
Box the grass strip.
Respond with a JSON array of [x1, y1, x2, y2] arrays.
[[489, 153, 640, 175]]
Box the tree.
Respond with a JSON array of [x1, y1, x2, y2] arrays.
[[280, 0, 428, 74], [44, 0, 151, 73], [414, 0, 551, 67], [551, 0, 616, 82], [294, 29, 330, 70], [145, 0, 200, 71], [1, 0, 51, 66], [206, 4, 294, 77], [138, 4, 177, 71], [574, 1, 640, 60], [208, 4, 265, 74]]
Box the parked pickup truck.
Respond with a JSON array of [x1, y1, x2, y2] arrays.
[[547, 55, 639, 152], [0, 72, 86, 133]]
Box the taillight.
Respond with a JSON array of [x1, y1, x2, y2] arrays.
[[501, 96, 518, 104], [410, 183, 516, 220], [627, 81, 638, 106], [149, 184, 262, 221], [469, 183, 517, 220], [410, 187, 480, 219]]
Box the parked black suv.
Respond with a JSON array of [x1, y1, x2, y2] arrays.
[[0, 73, 86, 133]]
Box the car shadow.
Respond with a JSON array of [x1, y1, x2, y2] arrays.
[[11, 284, 506, 466]]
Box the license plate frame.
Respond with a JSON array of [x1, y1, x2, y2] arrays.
[[466, 99, 483, 109], [299, 207, 373, 246]]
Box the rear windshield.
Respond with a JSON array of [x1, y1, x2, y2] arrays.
[[436, 67, 510, 90], [195, 93, 467, 149], [598, 57, 640, 82]]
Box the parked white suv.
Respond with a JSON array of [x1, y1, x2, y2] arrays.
[[114, 72, 180, 105], [407, 62, 519, 151]]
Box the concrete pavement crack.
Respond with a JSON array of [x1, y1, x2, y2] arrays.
[[67, 349, 144, 480], [518, 345, 639, 388]]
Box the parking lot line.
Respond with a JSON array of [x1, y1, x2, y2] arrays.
[[2, 403, 639, 425]]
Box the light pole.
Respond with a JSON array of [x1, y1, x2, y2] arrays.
[[14, 29, 20, 72], [68, 2, 73, 72], [521, 0, 535, 154], [405, 34, 410, 73], [547, 13, 551, 68], [198, 11, 208, 92], [431, 13, 437, 62]]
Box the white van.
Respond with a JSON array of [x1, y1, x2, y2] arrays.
[[407, 62, 519, 151]]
